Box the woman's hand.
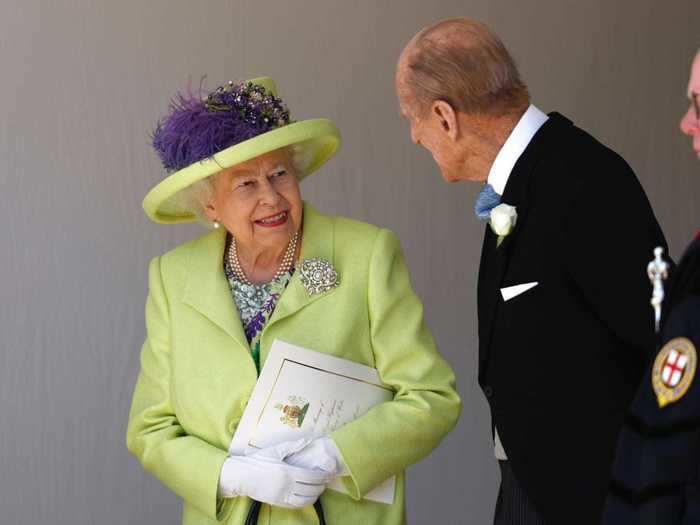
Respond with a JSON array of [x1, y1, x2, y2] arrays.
[[283, 436, 349, 477], [218, 446, 332, 508]]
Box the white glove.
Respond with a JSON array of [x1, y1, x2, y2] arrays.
[[218, 439, 332, 508], [283, 436, 349, 477]]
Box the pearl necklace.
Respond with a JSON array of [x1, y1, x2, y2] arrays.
[[227, 231, 299, 285]]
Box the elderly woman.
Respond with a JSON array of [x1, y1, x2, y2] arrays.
[[126, 77, 461, 525]]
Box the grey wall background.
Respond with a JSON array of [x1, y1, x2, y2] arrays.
[[1, 1, 698, 524]]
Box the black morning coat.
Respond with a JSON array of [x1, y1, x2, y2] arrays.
[[477, 113, 668, 525], [603, 233, 700, 525]]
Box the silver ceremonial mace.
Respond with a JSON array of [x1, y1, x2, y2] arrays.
[[647, 246, 669, 333]]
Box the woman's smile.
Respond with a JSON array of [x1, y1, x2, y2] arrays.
[[254, 210, 289, 228]]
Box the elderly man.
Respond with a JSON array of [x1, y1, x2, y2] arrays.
[[602, 49, 700, 525], [395, 18, 668, 525]]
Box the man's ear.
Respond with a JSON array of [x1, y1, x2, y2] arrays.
[[432, 100, 459, 140]]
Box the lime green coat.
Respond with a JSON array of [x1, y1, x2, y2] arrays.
[[126, 203, 461, 525]]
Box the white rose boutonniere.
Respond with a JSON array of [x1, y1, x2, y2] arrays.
[[489, 203, 517, 247]]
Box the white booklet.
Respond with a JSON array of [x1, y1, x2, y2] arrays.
[[229, 339, 396, 504]]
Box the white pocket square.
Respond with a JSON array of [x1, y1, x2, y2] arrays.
[[500, 282, 538, 302]]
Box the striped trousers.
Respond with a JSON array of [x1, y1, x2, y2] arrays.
[[494, 461, 547, 525]]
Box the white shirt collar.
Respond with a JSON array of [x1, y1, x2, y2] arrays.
[[487, 104, 548, 195]]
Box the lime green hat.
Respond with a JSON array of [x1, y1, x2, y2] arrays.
[[143, 77, 340, 224]]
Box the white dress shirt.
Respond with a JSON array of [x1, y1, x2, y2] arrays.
[[488, 104, 548, 460], [487, 104, 549, 196]]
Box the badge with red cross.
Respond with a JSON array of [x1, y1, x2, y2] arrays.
[[652, 337, 697, 408]]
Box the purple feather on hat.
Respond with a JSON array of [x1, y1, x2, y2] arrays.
[[152, 81, 293, 173]]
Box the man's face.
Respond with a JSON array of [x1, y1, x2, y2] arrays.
[[396, 71, 466, 183], [680, 51, 700, 159]]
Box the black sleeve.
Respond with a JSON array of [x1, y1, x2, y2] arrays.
[[602, 296, 700, 525], [563, 154, 668, 356]]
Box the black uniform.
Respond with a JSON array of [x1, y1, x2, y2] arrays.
[[603, 233, 700, 524]]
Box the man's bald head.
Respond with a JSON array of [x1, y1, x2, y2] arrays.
[[397, 18, 529, 117]]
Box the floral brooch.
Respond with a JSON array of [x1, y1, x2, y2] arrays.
[[299, 257, 340, 295]]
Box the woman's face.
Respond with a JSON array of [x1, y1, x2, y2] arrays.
[[205, 148, 303, 252]]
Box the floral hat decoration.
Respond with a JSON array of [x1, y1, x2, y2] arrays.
[[143, 77, 341, 224]]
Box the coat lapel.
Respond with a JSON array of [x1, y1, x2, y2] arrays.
[[180, 203, 341, 364], [478, 114, 570, 372], [261, 203, 339, 363], [182, 228, 250, 353], [180, 203, 339, 367]]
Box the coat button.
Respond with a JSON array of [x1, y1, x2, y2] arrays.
[[484, 386, 494, 398]]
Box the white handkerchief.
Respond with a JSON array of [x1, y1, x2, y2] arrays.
[[494, 427, 508, 460], [500, 282, 538, 302]]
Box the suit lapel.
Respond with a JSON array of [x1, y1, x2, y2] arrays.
[[182, 228, 250, 353], [478, 226, 501, 370], [478, 179, 528, 371], [478, 114, 571, 371]]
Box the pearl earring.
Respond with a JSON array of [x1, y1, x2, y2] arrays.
[[213, 220, 220, 229]]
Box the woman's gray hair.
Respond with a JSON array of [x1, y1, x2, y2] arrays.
[[174, 144, 312, 227], [404, 18, 529, 117]]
